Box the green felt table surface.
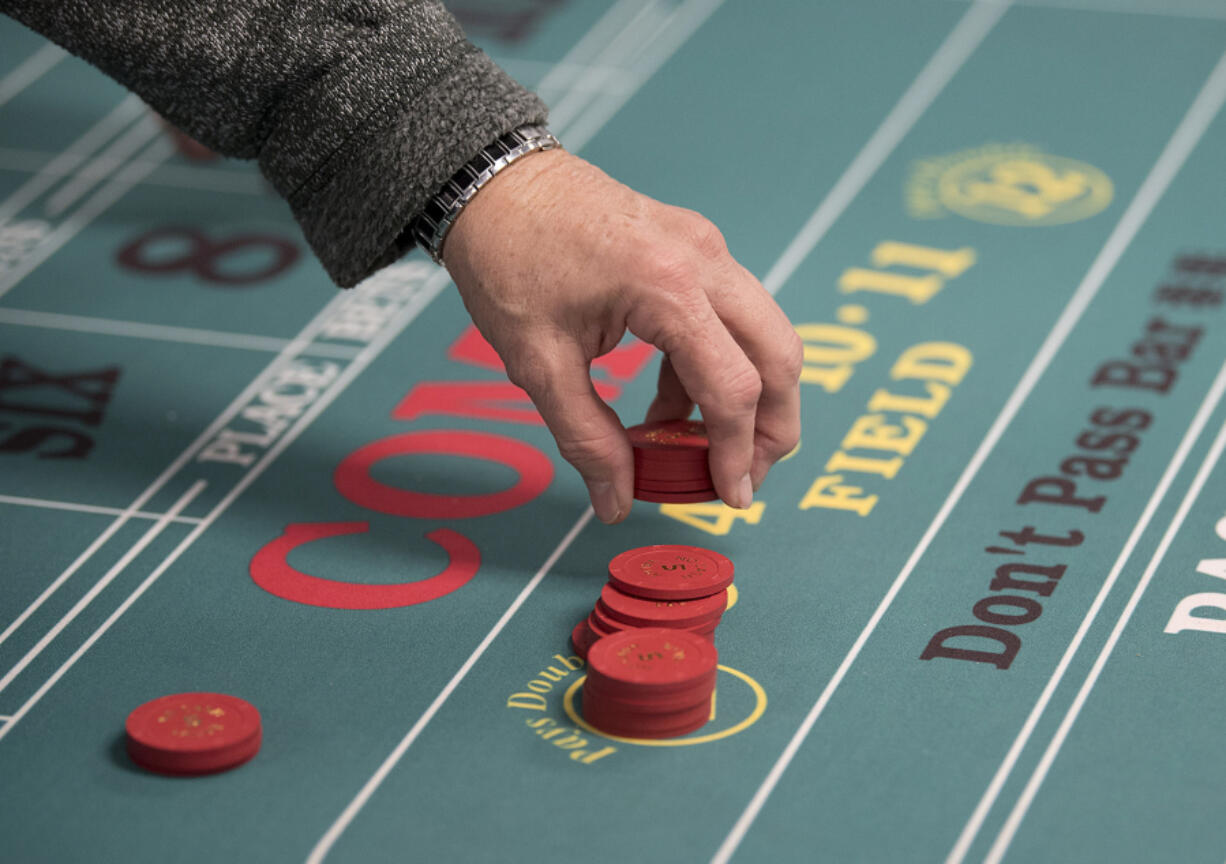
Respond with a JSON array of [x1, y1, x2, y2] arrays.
[[2, 1, 1226, 861]]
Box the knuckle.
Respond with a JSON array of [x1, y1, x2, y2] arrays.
[[720, 364, 763, 413], [778, 329, 806, 382], [680, 211, 727, 259], [555, 430, 621, 470], [503, 349, 554, 396], [651, 307, 709, 357], [761, 422, 800, 460], [631, 268, 709, 347], [638, 244, 696, 290]]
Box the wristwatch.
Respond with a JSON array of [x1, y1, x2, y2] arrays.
[[410, 123, 561, 265]]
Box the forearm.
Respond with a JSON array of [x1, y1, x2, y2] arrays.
[[2, 0, 546, 285]]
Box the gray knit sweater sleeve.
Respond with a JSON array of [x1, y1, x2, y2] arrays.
[[1, 1, 548, 286]]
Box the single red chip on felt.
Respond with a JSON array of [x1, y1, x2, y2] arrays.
[[125, 692, 262, 776], [627, 420, 709, 451], [598, 582, 726, 629], [607, 545, 734, 600], [586, 627, 718, 695]]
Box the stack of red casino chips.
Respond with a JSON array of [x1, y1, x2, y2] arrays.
[[571, 544, 733, 661], [629, 420, 718, 503], [581, 627, 719, 739]]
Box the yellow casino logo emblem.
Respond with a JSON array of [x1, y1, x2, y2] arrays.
[[907, 143, 1113, 226]]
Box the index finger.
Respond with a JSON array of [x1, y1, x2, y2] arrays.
[[633, 298, 761, 510]]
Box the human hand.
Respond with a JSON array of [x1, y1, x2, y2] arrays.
[[442, 148, 803, 524]]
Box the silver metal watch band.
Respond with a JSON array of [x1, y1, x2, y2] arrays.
[[410, 124, 561, 265]]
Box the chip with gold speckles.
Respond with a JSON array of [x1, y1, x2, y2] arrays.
[[125, 692, 262, 776], [582, 628, 719, 739]]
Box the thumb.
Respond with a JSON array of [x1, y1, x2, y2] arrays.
[[512, 343, 633, 524]]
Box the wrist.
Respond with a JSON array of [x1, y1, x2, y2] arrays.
[[443, 147, 571, 270], [410, 124, 560, 266]]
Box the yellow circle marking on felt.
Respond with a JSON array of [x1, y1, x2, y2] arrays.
[[935, 149, 1112, 226], [725, 584, 738, 611], [779, 441, 800, 462], [562, 664, 766, 747]]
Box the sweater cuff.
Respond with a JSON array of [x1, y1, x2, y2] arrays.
[[267, 44, 546, 287]]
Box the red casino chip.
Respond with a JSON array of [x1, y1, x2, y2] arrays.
[[584, 694, 712, 731], [582, 690, 713, 739], [587, 611, 616, 639], [607, 545, 734, 600], [583, 676, 715, 714], [629, 422, 716, 502], [627, 420, 709, 451], [633, 462, 710, 484], [633, 489, 720, 503], [586, 712, 710, 739], [571, 619, 597, 659], [633, 449, 709, 471], [598, 583, 726, 630], [590, 603, 630, 636], [633, 477, 719, 492], [125, 692, 262, 776], [690, 621, 718, 638], [586, 627, 718, 695]]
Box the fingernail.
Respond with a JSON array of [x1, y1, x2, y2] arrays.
[[736, 473, 753, 509], [588, 481, 622, 524]]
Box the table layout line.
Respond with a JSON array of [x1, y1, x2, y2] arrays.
[[0, 307, 364, 359], [304, 508, 596, 864], [532, 0, 654, 112], [945, 46, 1226, 864], [3, 6, 1224, 860], [43, 114, 162, 218], [0, 267, 451, 742], [545, 0, 675, 137], [0, 146, 270, 195], [716, 28, 1226, 864], [0, 43, 65, 110], [500, 58, 629, 97], [709, 0, 1008, 852], [942, 0, 1226, 21], [762, 0, 1011, 297], [0, 479, 207, 701], [562, 0, 724, 153], [0, 0, 662, 729], [0, 93, 144, 226], [303, 0, 732, 857], [308, 2, 1007, 860], [0, 134, 175, 302], [0, 283, 357, 656], [0, 493, 204, 525], [987, 375, 1226, 861]]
